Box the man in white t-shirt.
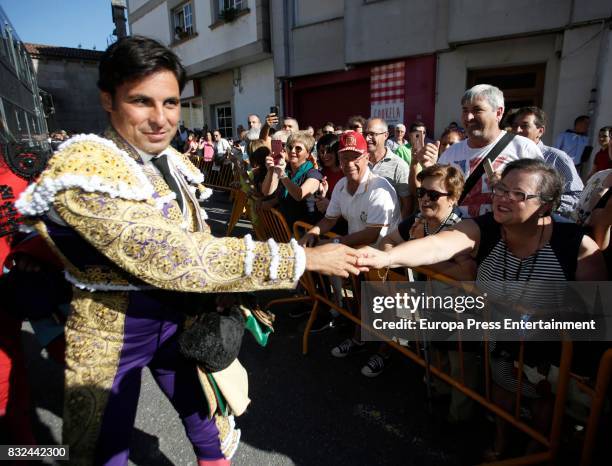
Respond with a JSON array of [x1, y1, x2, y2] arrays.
[[416, 84, 543, 218], [300, 131, 400, 247]]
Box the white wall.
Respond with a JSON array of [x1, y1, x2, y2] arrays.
[[551, 24, 603, 142], [448, 0, 571, 44], [130, 2, 171, 45], [233, 58, 275, 129], [128, 0, 150, 12], [592, 31, 612, 139], [435, 34, 562, 143], [201, 71, 233, 129], [173, 0, 258, 67], [130, 0, 259, 68]]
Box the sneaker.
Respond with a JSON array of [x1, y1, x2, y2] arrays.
[[361, 354, 388, 378], [331, 338, 366, 358]]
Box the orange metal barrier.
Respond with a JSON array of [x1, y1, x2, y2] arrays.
[[580, 349, 612, 466], [288, 221, 592, 465]]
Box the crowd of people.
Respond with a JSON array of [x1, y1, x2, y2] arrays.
[[196, 83, 611, 460], [1, 32, 611, 464]]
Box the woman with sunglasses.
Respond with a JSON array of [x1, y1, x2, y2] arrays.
[[359, 159, 606, 459], [261, 130, 323, 228], [361, 164, 475, 383]]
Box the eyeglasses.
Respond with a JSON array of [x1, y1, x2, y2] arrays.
[[364, 131, 387, 139], [286, 145, 305, 154], [339, 153, 366, 164], [416, 187, 450, 202], [492, 185, 539, 202], [350, 125, 362, 130], [323, 130, 334, 135]]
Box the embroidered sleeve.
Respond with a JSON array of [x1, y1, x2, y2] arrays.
[[52, 188, 304, 293]]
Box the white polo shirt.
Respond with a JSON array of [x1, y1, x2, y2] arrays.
[[326, 168, 400, 245]]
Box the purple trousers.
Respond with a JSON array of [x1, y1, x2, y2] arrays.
[[88, 293, 226, 465]]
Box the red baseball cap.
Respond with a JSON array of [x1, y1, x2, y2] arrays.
[[338, 131, 367, 154]]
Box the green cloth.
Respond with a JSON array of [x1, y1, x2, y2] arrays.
[[244, 313, 273, 347], [395, 144, 412, 165]]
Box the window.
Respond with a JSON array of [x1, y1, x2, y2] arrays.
[[173, 2, 194, 40], [219, 0, 245, 13], [213, 104, 233, 139]]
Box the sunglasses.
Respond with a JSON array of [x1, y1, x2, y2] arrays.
[[416, 187, 450, 202], [286, 145, 305, 154]]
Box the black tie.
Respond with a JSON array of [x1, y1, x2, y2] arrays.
[[152, 154, 184, 211]]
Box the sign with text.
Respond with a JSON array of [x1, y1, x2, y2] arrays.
[[370, 61, 405, 125]]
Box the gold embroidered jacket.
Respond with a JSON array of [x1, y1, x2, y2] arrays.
[[16, 132, 305, 293]]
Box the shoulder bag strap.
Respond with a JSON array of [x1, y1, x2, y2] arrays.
[[458, 132, 515, 205]]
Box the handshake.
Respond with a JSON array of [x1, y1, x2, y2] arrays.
[[302, 242, 386, 278]]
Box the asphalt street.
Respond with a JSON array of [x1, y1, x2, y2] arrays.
[[21, 190, 491, 466]]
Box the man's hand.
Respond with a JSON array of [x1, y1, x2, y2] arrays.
[[304, 243, 361, 277], [415, 141, 440, 167], [266, 113, 279, 127], [315, 196, 330, 213]]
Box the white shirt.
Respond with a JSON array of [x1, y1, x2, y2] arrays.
[[326, 168, 400, 245], [214, 138, 232, 156], [439, 131, 543, 218]]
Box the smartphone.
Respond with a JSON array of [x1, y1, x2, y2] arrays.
[[483, 159, 495, 180], [270, 105, 279, 116], [271, 139, 283, 164]]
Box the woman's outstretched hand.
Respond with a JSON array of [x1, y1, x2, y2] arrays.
[[356, 246, 390, 270]]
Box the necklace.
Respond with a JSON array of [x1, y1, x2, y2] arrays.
[[501, 221, 546, 282], [423, 209, 454, 236]]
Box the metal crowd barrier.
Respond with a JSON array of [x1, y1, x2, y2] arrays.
[[281, 220, 611, 465], [191, 156, 235, 191]]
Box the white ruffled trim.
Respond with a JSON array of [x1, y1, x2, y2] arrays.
[[154, 192, 177, 208], [64, 270, 153, 292], [16, 173, 155, 216], [290, 239, 306, 281], [243, 234, 254, 276], [169, 152, 204, 184], [199, 187, 213, 200], [267, 238, 279, 280], [199, 207, 208, 220], [16, 134, 155, 217]]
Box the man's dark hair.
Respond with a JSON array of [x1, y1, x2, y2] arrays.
[[516, 106, 547, 129], [409, 121, 426, 132], [347, 115, 366, 129], [574, 115, 590, 126], [98, 36, 186, 95]]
